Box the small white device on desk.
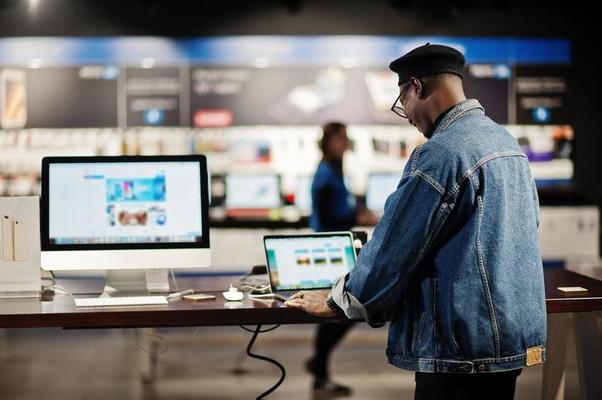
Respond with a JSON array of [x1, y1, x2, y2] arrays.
[[0, 196, 41, 298], [223, 285, 244, 301]]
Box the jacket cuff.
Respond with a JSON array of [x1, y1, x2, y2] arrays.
[[329, 274, 385, 328]]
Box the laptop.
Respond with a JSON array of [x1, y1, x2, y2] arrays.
[[263, 232, 357, 301]]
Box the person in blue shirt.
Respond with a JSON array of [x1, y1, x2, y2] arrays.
[[306, 121, 376, 398], [287, 44, 546, 400], [311, 122, 356, 233]]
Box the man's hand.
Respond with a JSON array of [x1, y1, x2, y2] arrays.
[[285, 289, 336, 317]]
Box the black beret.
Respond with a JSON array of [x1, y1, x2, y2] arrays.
[[389, 43, 465, 86]]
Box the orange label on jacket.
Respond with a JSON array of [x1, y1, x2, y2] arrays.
[[526, 346, 543, 366]]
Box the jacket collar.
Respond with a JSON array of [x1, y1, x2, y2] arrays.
[[431, 99, 485, 138]]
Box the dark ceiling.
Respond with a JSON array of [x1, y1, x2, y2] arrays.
[[0, 0, 592, 38]]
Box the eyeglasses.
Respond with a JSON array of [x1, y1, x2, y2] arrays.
[[391, 81, 411, 119], [391, 78, 423, 119]]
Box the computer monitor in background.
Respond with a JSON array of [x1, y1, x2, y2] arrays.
[[294, 175, 313, 215], [41, 155, 211, 295], [225, 173, 281, 209], [366, 173, 401, 213]]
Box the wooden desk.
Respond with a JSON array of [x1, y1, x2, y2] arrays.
[[544, 268, 602, 313], [1, 269, 601, 330], [0, 269, 600, 399], [0, 275, 340, 329]]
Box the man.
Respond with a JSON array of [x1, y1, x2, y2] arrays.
[[286, 43, 546, 400]]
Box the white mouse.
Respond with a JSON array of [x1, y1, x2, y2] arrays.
[[223, 285, 244, 301]]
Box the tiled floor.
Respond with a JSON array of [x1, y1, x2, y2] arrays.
[[0, 324, 580, 400]]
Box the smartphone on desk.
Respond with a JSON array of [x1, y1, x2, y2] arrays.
[[182, 293, 216, 302]]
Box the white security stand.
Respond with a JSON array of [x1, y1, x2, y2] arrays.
[[0, 197, 41, 298]]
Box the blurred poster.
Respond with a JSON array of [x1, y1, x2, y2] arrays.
[[125, 67, 182, 127], [515, 66, 570, 125], [363, 70, 400, 124], [24, 66, 118, 128], [463, 64, 510, 124], [189, 66, 408, 126], [1, 69, 27, 129]]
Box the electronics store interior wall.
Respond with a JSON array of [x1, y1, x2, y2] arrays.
[[0, 32, 596, 273]]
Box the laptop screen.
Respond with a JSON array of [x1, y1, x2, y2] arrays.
[[264, 233, 356, 291]]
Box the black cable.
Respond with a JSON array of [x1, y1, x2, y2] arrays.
[[239, 324, 280, 333], [244, 324, 286, 400]]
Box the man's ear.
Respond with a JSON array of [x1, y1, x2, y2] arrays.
[[413, 78, 424, 100]]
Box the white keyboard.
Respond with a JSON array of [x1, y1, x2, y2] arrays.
[[74, 296, 168, 308]]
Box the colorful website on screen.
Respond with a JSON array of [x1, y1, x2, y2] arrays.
[[48, 162, 203, 244], [266, 236, 355, 290]]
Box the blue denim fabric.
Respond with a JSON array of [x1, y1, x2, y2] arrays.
[[330, 99, 546, 373]]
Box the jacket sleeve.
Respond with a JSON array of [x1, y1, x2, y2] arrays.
[[330, 171, 445, 326]]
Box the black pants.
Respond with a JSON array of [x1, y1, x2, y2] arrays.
[[414, 369, 522, 400], [308, 322, 355, 379]]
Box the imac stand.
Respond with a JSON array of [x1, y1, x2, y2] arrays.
[[101, 269, 170, 297]]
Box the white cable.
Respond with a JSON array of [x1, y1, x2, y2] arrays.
[[247, 293, 277, 301], [46, 285, 71, 295], [169, 268, 180, 292], [239, 284, 271, 292]]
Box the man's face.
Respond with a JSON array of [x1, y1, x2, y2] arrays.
[[399, 79, 425, 135]]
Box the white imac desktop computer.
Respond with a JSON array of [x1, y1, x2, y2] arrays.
[[40, 155, 211, 296]]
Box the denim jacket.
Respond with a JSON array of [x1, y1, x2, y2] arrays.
[[330, 99, 546, 373]]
